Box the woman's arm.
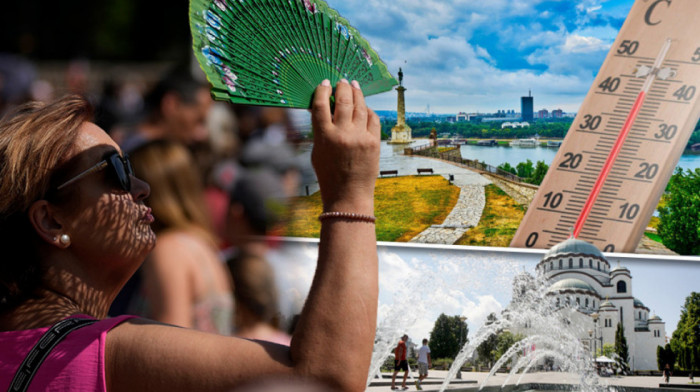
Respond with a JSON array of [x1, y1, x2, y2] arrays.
[[291, 78, 380, 389], [107, 79, 379, 392]]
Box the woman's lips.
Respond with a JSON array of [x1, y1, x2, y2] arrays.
[[141, 207, 155, 223]]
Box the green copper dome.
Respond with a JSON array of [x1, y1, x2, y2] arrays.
[[545, 238, 604, 259]]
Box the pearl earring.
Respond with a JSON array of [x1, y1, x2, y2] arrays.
[[59, 234, 71, 246]]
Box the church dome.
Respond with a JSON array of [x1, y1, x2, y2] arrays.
[[600, 300, 615, 309], [544, 238, 604, 260], [611, 264, 630, 273], [548, 278, 597, 294], [649, 314, 662, 321], [634, 298, 646, 308]]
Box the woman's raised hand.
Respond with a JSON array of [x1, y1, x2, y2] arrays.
[[310, 79, 380, 216]]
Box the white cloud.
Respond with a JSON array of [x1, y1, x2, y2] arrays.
[[328, 0, 630, 113], [563, 34, 608, 53]]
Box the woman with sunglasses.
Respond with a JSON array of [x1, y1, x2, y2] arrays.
[[0, 79, 380, 392]]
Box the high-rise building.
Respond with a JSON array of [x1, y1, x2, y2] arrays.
[[521, 90, 534, 123]]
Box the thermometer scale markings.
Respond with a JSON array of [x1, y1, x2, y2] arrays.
[[511, 0, 700, 252]]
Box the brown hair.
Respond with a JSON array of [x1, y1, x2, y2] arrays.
[[228, 254, 281, 327], [128, 139, 215, 241], [0, 95, 92, 311]]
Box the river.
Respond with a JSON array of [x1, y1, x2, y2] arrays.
[[455, 142, 700, 172], [296, 139, 700, 194]]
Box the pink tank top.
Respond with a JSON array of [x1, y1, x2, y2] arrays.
[[0, 315, 135, 392]]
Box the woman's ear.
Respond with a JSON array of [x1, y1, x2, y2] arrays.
[[28, 200, 68, 248]]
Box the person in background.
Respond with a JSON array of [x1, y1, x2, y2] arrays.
[[0, 53, 36, 117], [226, 168, 291, 344], [391, 334, 410, 390], [119, 69, 212, 152], [123, 139, 233, 335], [0, 78, 379, 391], [416, 338, 431, 390]]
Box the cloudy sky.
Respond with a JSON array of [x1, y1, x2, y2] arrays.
[[328, 0, 636, 114]]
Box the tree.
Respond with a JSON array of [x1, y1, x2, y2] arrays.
[[670, 292, 700, 372], [528, 160, 549, 185], [516, 159, 534, 179], [497, 163, 517, 175], [476, 313, 499, 366], [429, 313, 469, 359], [657, 168, 700, 255], [494, 331, 523, 362], [658, 343, 677, 371], [614, 323, 630, 373], [599, 343, 615, 358]]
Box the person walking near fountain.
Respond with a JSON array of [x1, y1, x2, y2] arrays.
[[391, 334, 410, 390], [664, 364, 672, 384], [415, 338, 431, 390]]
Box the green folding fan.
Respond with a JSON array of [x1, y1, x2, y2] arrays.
[[189, 0, 398, 108]]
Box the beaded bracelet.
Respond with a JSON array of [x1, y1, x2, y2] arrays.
[[318, 211, 377, 223]]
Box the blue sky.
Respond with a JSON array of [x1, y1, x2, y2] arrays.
[[328, 0, 636, 114]]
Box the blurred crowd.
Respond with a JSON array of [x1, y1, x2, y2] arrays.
[[0, 54, 313, 343]]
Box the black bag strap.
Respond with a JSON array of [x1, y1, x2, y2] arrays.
[[7, 317, 97, 392]]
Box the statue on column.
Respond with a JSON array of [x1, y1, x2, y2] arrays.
[[389, 67, 412, 144]]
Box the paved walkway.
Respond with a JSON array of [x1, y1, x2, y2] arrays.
[[366, 370, 695, 391], [409, 184, 485, 245], [405, 157, 491, 245]]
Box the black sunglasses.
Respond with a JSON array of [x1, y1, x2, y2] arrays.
[[56, 152, 133, 192]]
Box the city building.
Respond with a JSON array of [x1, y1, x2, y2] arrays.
[[537, 109, 549, 119], [513, 238, 666, 371], [501, 122, 530, 129], [456, 112, 470, 122], [521, 91, 534, 123], [552, 109, 564, 118]]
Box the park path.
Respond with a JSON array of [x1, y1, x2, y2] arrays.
[[406, 158, 491, 244]]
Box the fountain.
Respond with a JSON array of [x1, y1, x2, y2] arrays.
[[435, 271, 605, 392], [270, 238, 691, 391], [365, 241, 617, 392]]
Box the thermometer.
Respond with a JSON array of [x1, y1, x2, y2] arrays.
[[511, 0, 700, 253]]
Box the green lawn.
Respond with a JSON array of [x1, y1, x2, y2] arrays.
[[454, 184, 525, 247], [284, 175, 460, 242]]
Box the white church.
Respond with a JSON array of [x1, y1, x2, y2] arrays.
[[518, 238, 666, 371]]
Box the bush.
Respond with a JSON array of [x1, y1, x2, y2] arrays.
[[657, 168, 700, 255], [432, 358, 453, 370]]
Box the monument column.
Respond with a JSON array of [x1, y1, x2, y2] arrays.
[[388, 67, 413, 144], [397, 85, 406, 125]]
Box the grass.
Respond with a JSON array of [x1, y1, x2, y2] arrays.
[[643, 216, 664, 244], [454, 184, 525, 247], [284, 175, 460, 242], [644, 232, 663, 243]]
